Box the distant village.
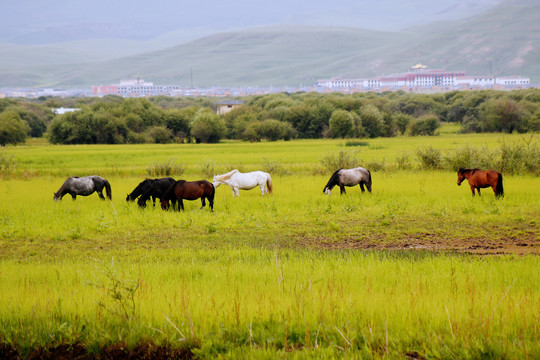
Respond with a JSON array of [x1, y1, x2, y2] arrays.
[[0, 64, 535, 99]]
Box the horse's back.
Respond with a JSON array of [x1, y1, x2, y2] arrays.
[[339, 167, 369, 185]]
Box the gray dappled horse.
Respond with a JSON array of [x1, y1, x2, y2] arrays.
[[323, 167, 372, 195], [53, 176, 112, 201]]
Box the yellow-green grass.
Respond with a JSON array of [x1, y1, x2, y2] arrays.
[[0, 130, 539, 358], [1, 172, 538, 259], [0, 251, 538, 358], [5, 127, 538, 177]]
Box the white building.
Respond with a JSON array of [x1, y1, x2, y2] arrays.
[[456, 76, 495, 88], [495, 76, 530, 86], [116, 78, 181, 96], [317, 65, 531, 91]]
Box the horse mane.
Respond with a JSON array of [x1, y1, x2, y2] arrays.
[[215, 169, 239, 181], [324, 169, 342, 190]]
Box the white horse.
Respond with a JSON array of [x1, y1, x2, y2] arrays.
[[323, 167, 372, 195], [213, 170, 273, 197]]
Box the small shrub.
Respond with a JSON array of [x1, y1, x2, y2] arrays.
[[147, 158, 185, 177], [416, 145, 442, 170], [0, 150, 16, 178], [345, 140, 369, 147], [199, 159, 217, 179], [395, 152, 412, 170], [261, 157, 289, 175], [497, 139, 540, 175], [365, 159, 386, 172], [319, 149, 361, 172]]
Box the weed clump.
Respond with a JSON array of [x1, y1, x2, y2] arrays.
[[319, 149, 362, 172], [147, 158, 185, 177]]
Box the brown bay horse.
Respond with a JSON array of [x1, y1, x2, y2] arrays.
[[161, 180, 215, 211], [457, 168, 504, 198]]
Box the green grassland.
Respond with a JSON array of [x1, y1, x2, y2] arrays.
[[0, 130, 539, 358]]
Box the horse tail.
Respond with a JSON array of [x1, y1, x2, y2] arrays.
[[266, 174, 273, 194], [368, 169, 372, 187], [496, 172, 504, 197], [104, 179, 112, 200]]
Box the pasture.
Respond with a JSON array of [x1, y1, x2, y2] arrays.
[[0, 130, 539, 358]]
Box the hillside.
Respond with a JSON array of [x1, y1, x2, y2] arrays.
[[0, 0, 537, 88]]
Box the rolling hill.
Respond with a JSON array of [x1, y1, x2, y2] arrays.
[[0, 0, 537, 88]]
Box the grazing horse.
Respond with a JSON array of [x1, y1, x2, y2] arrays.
[[126, 177, 176, 208], [137, 177, 176, 208], [323, 167, 372, 195], [457, 168, 504, 197], [161, 180, 215, 211], [213, 170, 273, 197], [126, 179, 154, 202], [54, 176, 112, 201]]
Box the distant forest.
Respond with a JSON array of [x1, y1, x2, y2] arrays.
[[1, 90, 539, 146]]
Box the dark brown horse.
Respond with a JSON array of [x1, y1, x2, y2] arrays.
[[457, 168, 504, 198], [161, 180, 215, 211]]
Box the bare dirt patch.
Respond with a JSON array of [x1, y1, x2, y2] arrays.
[[295, 232, 539, 255]]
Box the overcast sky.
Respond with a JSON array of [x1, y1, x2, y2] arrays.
[[0, 0, 502, 44]]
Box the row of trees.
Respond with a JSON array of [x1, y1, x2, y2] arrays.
[[1, 89, 539, 145]]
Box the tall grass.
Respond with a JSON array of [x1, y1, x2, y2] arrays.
[[0, 251, 537, 358]]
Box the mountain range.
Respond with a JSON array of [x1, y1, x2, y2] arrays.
[[0, 0, 538, 88]]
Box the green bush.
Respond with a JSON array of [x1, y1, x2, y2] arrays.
[[328, 110, 355, 138], [416, 145, 442, 170], [319, 149, 361, 172], [147, 158, 185, 177], [408, 114, 440, 136], [0, 110, 29, 145]]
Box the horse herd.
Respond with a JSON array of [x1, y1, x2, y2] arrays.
[[52, 167, 504, 211]]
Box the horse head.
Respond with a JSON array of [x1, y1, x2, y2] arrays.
[[212, 175, 224, 188], [53, 192, 61, 201], [457, 168, 466, 186], [160, 199, 170, 210]]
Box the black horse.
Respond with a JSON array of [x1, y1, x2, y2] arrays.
[[54, 176, 112, 201], [137, 177, 177, 208], [126, 177, 176, 208]]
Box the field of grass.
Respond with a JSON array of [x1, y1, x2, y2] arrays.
[[0, 130, 538, 358]]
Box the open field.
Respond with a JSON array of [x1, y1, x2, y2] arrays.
[[0, 130, 539, 358]]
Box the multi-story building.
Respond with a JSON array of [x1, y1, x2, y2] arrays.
[[495, 76, 530, 86], [92, 78, 181, 97], [317, 64, 529, 91]]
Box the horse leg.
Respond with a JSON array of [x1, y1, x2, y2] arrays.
[[234, 187, 240, 197], [152, 196, 156, 207], [71, 194, 76, 200], [340, 185, 346, 195], [178, 199, 184, 212], [260, 183, 266, 196], [97, 191, 105, 200], [359, 183, 365, 192], [470, 186, 476, 196], [200, 197, 206, 210], [477, 188, 481, 196]]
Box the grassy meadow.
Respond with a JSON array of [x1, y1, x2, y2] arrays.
[[0, 129, 539, 358]]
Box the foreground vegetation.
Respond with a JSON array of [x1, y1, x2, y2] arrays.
[[0, 131, 538, 358]]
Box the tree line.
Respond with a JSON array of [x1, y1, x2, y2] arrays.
[[0, 89, 539, 145]]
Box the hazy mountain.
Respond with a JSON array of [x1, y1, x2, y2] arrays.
[[1, 0, 500, 45], [1, 0, 537, 88]]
